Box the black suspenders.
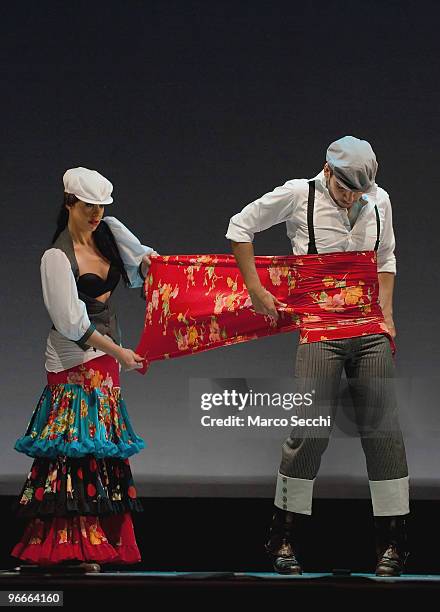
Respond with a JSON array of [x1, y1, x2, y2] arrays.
[[307, 181, 317, 254], [373, 205, 380, 251], [306, 180, 380, 255]]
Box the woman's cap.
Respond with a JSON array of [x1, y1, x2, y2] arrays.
[[63, 167, 113, 205], [326, 136, 378, 192]]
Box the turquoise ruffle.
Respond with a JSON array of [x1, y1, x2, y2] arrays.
[[14, 384, 146, 460]]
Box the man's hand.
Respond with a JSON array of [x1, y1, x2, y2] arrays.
[[248, 286, 287, 321], [378, 272, 396, 338], [383, 313, 397, 339]]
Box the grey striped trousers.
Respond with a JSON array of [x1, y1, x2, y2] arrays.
[[275, 334, 409, 516]]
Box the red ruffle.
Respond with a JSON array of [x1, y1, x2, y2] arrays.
[[11, 512, 140, 565]]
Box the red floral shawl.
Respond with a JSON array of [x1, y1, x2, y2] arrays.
[[135, 250, 394, 374]]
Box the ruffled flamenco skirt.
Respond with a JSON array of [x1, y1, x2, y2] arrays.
[[12, 354, 144, 566]]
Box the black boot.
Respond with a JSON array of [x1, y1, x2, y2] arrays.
[[265, 507, 303, 574], [374, 515, 409, 577]]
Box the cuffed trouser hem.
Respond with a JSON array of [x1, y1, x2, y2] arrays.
[[274, 472, 315, 515], [369, 476, 410, 516]]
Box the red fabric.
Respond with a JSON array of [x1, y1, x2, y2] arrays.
[[135, 251, 394, 374], [11, 512, 140, 565], [47, 354, 120, 388]]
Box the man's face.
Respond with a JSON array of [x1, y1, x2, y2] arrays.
[[323, 163, 364, 209]]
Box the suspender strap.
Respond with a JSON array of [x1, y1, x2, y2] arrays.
[[374, 204, 380, 251], [307, 180, 318, 255]]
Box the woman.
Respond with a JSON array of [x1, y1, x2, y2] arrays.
[[12, 167, 156, 570]]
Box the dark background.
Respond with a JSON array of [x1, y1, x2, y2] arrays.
[[1, 0, 439, 499]]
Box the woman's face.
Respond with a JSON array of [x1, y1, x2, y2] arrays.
[[67, 201, 105, 232]]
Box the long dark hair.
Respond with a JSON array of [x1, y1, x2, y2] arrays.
[[51, 193, 130, 287]]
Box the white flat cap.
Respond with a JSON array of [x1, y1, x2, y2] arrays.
[[63, 167, 113, 205], [326, 136, 378, 192]]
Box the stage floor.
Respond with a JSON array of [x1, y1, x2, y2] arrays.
[[1, 569, 439, 605], [3, 570, 439, 581]]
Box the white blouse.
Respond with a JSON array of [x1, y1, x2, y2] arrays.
[[41, 216, 156, 373]]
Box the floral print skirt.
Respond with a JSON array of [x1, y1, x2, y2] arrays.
[[12, 355, 144, 565]]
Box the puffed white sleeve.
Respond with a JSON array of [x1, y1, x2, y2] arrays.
[[103, 216, 158, 288], [40, 249, 96, 348], [225, 179, 301, 242], [377, 192, 397, 275]]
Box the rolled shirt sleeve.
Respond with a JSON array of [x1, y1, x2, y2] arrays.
[[377, 192, 397, 275], [41, 249, 96, 347], [225, 180, 299, 242], [102, 216, 157, 288]]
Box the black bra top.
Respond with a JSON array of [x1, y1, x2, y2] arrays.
[[77, 262, 121, 298]]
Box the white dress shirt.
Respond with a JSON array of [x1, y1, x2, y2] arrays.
[[225, 170, 396, 274], [41, 216, 155, 373]]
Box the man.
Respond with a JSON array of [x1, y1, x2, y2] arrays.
[[225, 136, 409, 576]]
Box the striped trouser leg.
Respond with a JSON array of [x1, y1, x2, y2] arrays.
[[345, 334, 409, 516], [275, 340, 346, 515]]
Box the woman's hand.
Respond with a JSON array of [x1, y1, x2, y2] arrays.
[[140, 251, 159, 278], [115, 347, 146, 371]]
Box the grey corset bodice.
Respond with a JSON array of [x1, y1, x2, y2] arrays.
[[49, 227, 122, 350]]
